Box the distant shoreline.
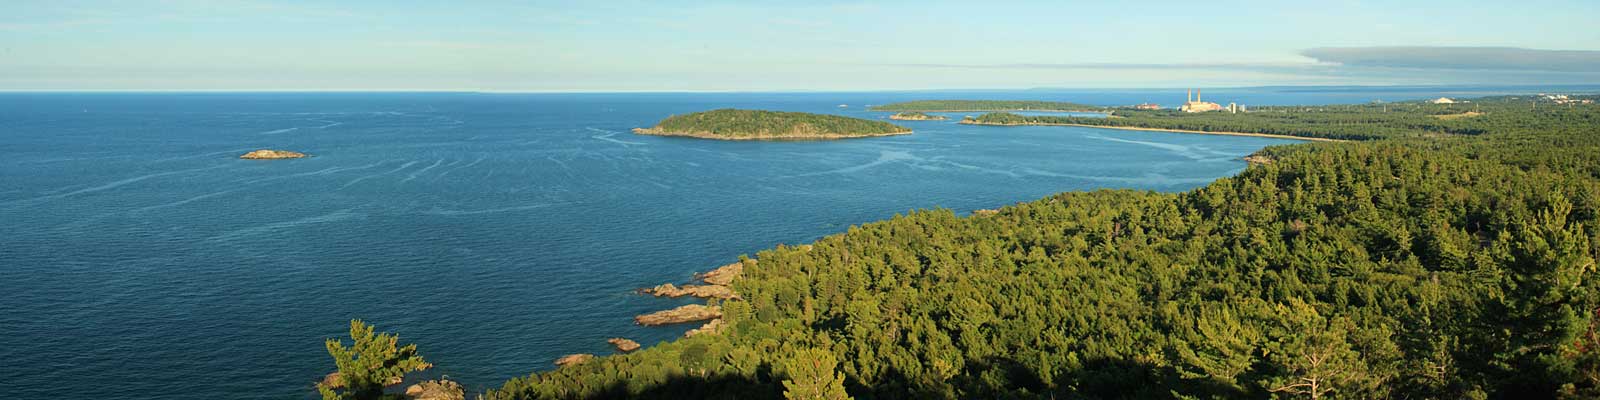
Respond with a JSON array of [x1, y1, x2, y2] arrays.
[[631, 127, 912, 141], [875, 109, 1108, 113], [959, 121, 1345, 142]]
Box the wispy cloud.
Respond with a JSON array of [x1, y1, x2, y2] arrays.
[[1301, 46, 1600, 72], [880, 62, 1331, 72]]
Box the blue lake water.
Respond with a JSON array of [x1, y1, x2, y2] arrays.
[[0, 88, 1552, 399]]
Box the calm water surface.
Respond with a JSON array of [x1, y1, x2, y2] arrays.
[[0, 89, 1480, 398]]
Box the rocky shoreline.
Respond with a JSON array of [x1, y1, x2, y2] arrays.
[[562, 258, 760, 367], [635, 304, 722, 326]]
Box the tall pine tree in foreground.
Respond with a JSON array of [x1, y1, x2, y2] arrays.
[[319, 320, 430, 400]]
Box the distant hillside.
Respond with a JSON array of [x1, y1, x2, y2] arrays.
[[633, 109, 910, 140], [870, 100, 1103, 112]]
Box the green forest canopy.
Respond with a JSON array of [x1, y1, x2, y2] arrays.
[[637, 109, 909, 139], [869, 100, 1104, 112], [348, 95, 1600, 399]]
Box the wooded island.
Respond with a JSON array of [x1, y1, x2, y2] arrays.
[[632, 109, 910, 140]]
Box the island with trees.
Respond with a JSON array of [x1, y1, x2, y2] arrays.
[[632, 109, 910, 140], [870, 99, 1104, 112], [329, 95, 1600, 400], [887, 111, 948, 121]]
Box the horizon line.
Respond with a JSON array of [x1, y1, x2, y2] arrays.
[[3, 83, 1599, 95]]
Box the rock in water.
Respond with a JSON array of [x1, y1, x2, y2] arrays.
[[555, 353, 595, 367], [608, 337, 641, 352], [404, 379, 465, 400], [634, 304, 722, 326], [643, 283, 739, 299], [240, 149, 307, 159]]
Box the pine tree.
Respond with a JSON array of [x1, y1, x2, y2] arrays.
[[319, 320, 431, 400], [782, 348, 852, 400]]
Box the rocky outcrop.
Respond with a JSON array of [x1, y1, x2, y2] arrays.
[[685, 318, 725, 337], [240, 149, 307, 159], [555, 353, 595, 368], [1243, 155, 1274, 165], [973, 209, 999, 216], [319, 372, 402, 389], [608, 337, 641, 352], [404, 380, 465, 400], [635, 304, 722, 326], [643, 283, 739, 300], [696, 261, 746, 286]]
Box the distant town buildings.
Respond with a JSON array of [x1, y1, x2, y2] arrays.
[[1180, 89, 1224, 113], [1430, 97, 1456, 104], [1135, 103, 1161, 110], [1541, 93, 1594, 105]]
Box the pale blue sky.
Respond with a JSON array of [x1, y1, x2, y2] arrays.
[[3, 0, 1598, 91]]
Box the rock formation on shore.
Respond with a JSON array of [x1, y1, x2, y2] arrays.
[[642, 283, 739, 299], [240, 149, 307, 159], [696, 261, 746, 286], [635, 304, 722, 326], [608, 337, 641, 352], [685, 318, 725, 337], [555, 353, 595, 367], [1243, 155, 1274, 165], [404, 380, 465, 400], [973, 209, 1000, 216]]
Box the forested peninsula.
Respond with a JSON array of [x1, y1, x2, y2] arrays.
[[869, 100, 1104, 112], [960, 100, 1544, 141], [322, 95, 1600, 400], [631, 109, 910, 140]]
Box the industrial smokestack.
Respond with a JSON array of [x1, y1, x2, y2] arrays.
[[1187, 89, 1192, 102]]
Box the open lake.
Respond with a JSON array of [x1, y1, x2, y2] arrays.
[[0, 88, 1536, 398]]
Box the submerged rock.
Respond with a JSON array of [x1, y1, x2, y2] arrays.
[[685, 318, 725, 337], [635, 304, 722, 326], [643, 283, 739, 299], [608, 337, 641, 352], [555, 353, 595, 367], [240, 149, 307, 159], [696, 261, 746, 286], [404, 379, 465, 400]]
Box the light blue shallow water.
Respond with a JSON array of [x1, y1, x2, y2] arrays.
[[0, 89, 1480, 398]]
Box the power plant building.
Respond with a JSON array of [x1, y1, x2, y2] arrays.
[[1180, 89, 1223, 113]]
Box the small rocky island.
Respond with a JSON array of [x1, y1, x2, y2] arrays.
[[239, 149, 307, 159], [888, 111, 948, 121], [632, 109, 910, 140]]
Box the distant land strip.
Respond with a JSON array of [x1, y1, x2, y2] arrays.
[[870, 99, 1105, 112], [959, 120, 1346, 142]]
